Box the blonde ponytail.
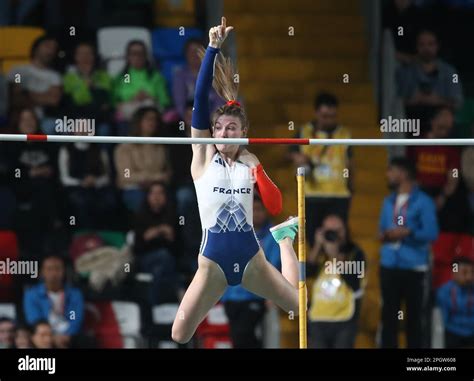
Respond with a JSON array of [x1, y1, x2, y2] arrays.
[[197, 47, 239, 102], [198, 46, 249, 131]]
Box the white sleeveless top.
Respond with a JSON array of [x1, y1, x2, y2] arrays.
[[194, 152, 254, 233]]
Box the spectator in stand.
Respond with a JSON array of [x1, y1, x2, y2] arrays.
[[63, 42, 113, 137], [437, 257, 474, 348], [133, 182, 178, 305], [172, 38, 221, 120], [7, 35, 62, 135], [0, 138, 16, 229], [221, 196, 281, 348], [461, 146, 474, 234], [0, 317, 15, 348], [24, 255, 84, 349], [113, 40, 171, 134], [0, 0, 42, 25], [115, 107, 172, 212], [289, 92, 353, 247], [397, 29, 463, 131], [379, 157, 439, 348], [14, 325, 32, 349], [58, 130, 116, 229], [168, 100, 201, 273], [30, 320, 54, 349], [307, 214, 366, 349], [383, 0, 423, 64], [8, 108, 59, 251], [407, 107, 470, 232]]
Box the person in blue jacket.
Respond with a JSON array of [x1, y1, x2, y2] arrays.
[[379, 157, 439, 348], [437, 256, 474, 348], [23, 254, 84, 348], [221, 196, 281, 348]]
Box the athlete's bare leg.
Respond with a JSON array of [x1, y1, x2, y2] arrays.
[[172, 255, 227, 344], [241, 247, 299, 314]]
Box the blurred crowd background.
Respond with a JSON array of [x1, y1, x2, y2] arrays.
[[0, 0, 472, 349]]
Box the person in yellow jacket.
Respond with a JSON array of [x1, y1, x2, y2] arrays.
[[290, 92, 353, 247], [307, 215, 366, 348]]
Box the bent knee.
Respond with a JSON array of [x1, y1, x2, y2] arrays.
[[171, 321, 192, 345]]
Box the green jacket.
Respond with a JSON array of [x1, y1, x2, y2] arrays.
[[63, 68, 112, 106], [112, 68, 171, 110]]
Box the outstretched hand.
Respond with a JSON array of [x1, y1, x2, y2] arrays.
[[209, 16, 234, 48]]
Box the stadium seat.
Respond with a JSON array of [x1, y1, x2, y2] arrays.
[[97, 27, 152, 76], [112, 301, 142, 348], [71, 230, 126, 252], [190, 304, 234, 349], [83, 301, 124, 348], [431, 306, 445, 348], [106, 58, 126, 77], [432, 232, 474, 289], [0, 303, 16, 320], [152, 303, 178, 325], [200, 335, 232, 349], [151, 27, 202, 87], [151, 27, 202, 61], [159, 57, 184, 91], [148, 303, 179, 348], [0, 27, 44, 60], [0, 231, 19, 302], [0, 231, 19, 257], [1, 58, 30, 75], [196, 303, 231, 348]]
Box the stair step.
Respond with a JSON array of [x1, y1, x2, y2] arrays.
[[237, 36, 367, 57], [155, 15, 196, 27], [352, 203, 383, 220], [249, 123, 381, 138], [354, 173, 387, 194], [349, 216, 379, 238], [351, 193, 385, 218], [231, 15, 364, 37], [154, 0, 195, 13], [357, 238, 382, 260], [241, 81, 374, 103], [225, 0, 361, 14], [238, 57, 368, 82], [244, 101, 377, 126], [359, 286, 381, 334], [352, 147, 387, 169]]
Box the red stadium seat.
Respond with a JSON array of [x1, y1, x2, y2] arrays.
[[0, 231, 19, 302], [432, 232, 474, 289], [196, 303, 232, 348], [83, 301, 124, 348], [200, 335, 232, 349]]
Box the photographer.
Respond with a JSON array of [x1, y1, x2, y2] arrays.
[[307, 214, 366, 348]]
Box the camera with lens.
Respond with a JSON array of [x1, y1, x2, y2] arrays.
[[324, 229, 339, 242]]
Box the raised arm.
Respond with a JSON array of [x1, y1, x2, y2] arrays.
[[191, 17, 233, 176]]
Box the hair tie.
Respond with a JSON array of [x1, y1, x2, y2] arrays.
[[226, 100, 241, 107]]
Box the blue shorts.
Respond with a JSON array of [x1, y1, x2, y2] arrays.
[[200, 229, 260, 286]]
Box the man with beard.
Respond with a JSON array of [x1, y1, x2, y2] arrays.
[[379, 157, 439, 348], [290, 92, 353, 247], [396, 29, 463, 133]]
